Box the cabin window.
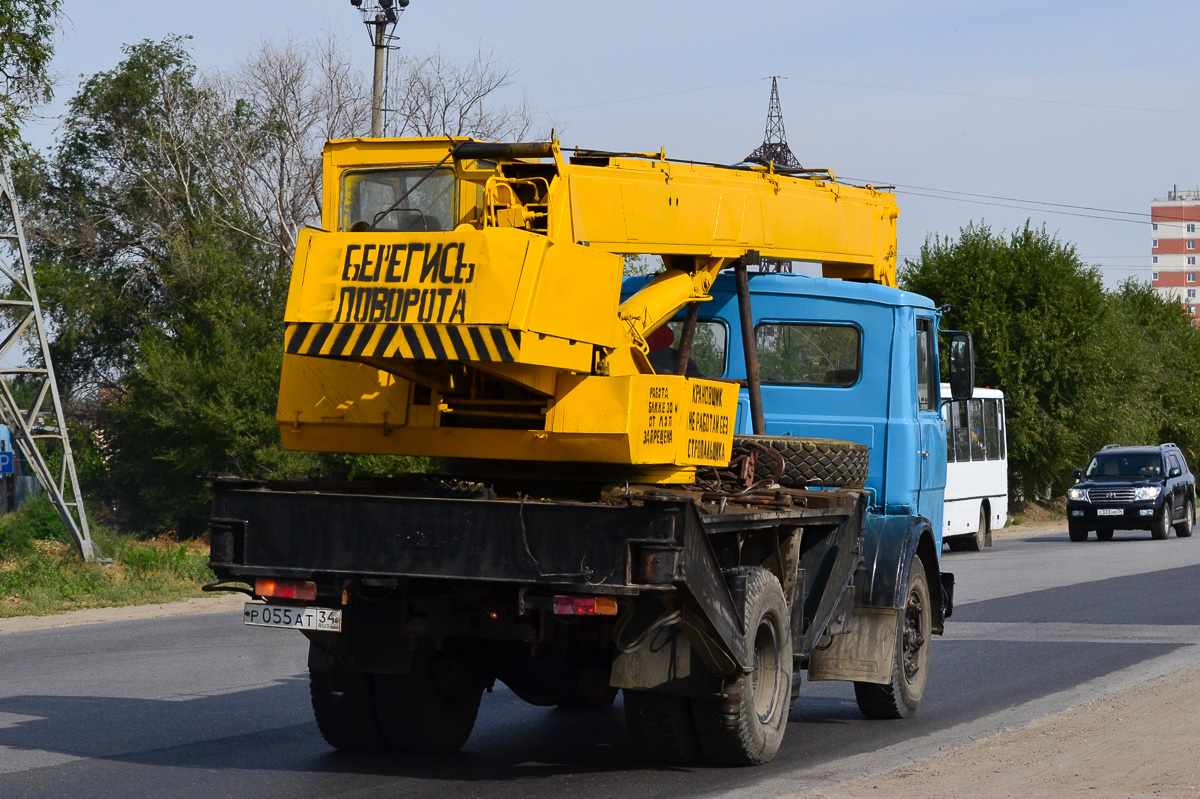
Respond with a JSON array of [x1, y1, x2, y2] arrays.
[[755, 323, 861, 386]]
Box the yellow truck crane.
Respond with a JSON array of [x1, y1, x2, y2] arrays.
[[276, 138, 896, 478], [209, 138, 972, 766]]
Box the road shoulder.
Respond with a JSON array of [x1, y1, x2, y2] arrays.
[[0, 592, 245, 635], [804, 648, 1200, 799]]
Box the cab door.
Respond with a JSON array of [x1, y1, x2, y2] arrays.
[[916, 317, 945, 539]]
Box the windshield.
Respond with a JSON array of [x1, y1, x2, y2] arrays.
[[341, 168, 455, 232], [1085, 452, 1163, 479]]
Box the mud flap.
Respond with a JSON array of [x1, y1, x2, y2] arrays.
[[610, 625, 703, 693], [806, 607, 898, 684], [941, 572, 955, 620]]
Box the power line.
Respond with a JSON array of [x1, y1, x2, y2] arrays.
[[841, 177, 1151, 224], [884, 183, 1147, 218], [893, 188, 1150, 225], [790, 76, 1199, 117], [549, 78, 764, 113], [549, 74, 1195, 117]]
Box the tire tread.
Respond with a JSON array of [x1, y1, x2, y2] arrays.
[[732, 436, 868, 489]]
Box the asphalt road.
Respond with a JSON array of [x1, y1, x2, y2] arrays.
[[3, 526, 1200, 799]]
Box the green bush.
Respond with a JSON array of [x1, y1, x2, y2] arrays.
[[0, 497, 215, 616]]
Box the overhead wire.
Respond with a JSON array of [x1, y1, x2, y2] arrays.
[[550, 75, 1186, 267]]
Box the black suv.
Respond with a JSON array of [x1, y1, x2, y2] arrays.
[[1066, 444, 1195, 542]]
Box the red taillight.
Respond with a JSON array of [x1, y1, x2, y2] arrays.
[[552, 595, 618, 616], [255, 578, 317, 602]]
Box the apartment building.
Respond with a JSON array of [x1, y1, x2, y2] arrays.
[[1151, 187, 1200, 324]]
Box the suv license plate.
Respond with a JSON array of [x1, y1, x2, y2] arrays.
[[244, 603, 342, 632], [1096, 508, 1123, 516]]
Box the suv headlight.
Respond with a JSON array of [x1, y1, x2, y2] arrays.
[[1067, 487, 1087, 501], [1135, 486, 1162, 501]]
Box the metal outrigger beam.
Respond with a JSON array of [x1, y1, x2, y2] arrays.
[[0, 162, 101, 562]]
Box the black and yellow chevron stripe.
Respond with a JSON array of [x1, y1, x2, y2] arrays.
[[285, 323, 521, 362]]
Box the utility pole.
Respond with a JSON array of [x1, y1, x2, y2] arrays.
[[350, 0, 410, 137], [371, 18, 386, 137]]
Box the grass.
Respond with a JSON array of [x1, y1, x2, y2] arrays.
[[1005, 498, 1068, 528], [0, 495, 214, 618]]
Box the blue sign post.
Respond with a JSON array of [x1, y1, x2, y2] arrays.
[[0, 452, 12, 475]]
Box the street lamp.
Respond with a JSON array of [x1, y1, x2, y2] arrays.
[[349, 0, 412, 136]]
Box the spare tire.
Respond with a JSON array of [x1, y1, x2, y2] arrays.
[[731, 435, 869, 488]]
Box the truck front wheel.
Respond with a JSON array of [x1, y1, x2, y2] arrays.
[[309, 663, 387, 752], [374, 648, 483, 754], [854, 555, 931, 720], [692, 567, 792, 766]]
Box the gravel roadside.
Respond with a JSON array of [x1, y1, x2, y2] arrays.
[[0, 591, 245, 635], [805, 658, 1200, 799]]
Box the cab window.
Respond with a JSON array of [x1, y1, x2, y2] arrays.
[[916, 318, 936, 411], [755, 323, 861, 386], [341, 168, 456, 232]]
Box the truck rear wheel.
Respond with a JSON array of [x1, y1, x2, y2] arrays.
[[623, 689, 702, 764], [854, 555, 931, 720], [692, 567, 792, 766], [731, 436, 868, 489], [374, 649, 483, 754], [309, 664, 387, 752]]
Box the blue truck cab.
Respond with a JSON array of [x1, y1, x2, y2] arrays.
[[723, 274, 947, 540], [631, 271, 951, 527], [628, 270, 967, 653]]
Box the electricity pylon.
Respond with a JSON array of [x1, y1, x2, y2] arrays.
[[0, 162, 101, 562], [744, 76, 802, 169]]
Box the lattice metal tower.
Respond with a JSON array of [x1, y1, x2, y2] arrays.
[[0, 163, 101, 561], [744, 77, 802, 169]]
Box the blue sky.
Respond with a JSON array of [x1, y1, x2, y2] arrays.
[[30, 1, 1199, 286]]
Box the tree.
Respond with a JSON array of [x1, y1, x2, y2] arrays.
[[0, 0, 61, 152], [205, 36, 370, 261], [22, 37, 309, 532], [385, 47, 537, 141], [20, 34, 544, 533], [1106, 280, 1200, 466], [901, 223, 1118, 499]]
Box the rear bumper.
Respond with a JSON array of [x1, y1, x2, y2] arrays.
[[210, 487, 679, 590]]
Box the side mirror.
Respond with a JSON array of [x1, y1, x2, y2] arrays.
[[1170, 467, 1182, 478], [943, 330, 975, 402], [1072, 469, 1083, 482]]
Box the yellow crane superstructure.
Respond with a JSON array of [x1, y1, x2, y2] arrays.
[[277, 138, 898, 482]]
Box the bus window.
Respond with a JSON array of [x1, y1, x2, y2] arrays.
[[968, 399, 984, 461], [984, 399, 1001, 460], [998, 400, 1006, 459], [945, 405, 955, 463], [953, 401, 971, 462]]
